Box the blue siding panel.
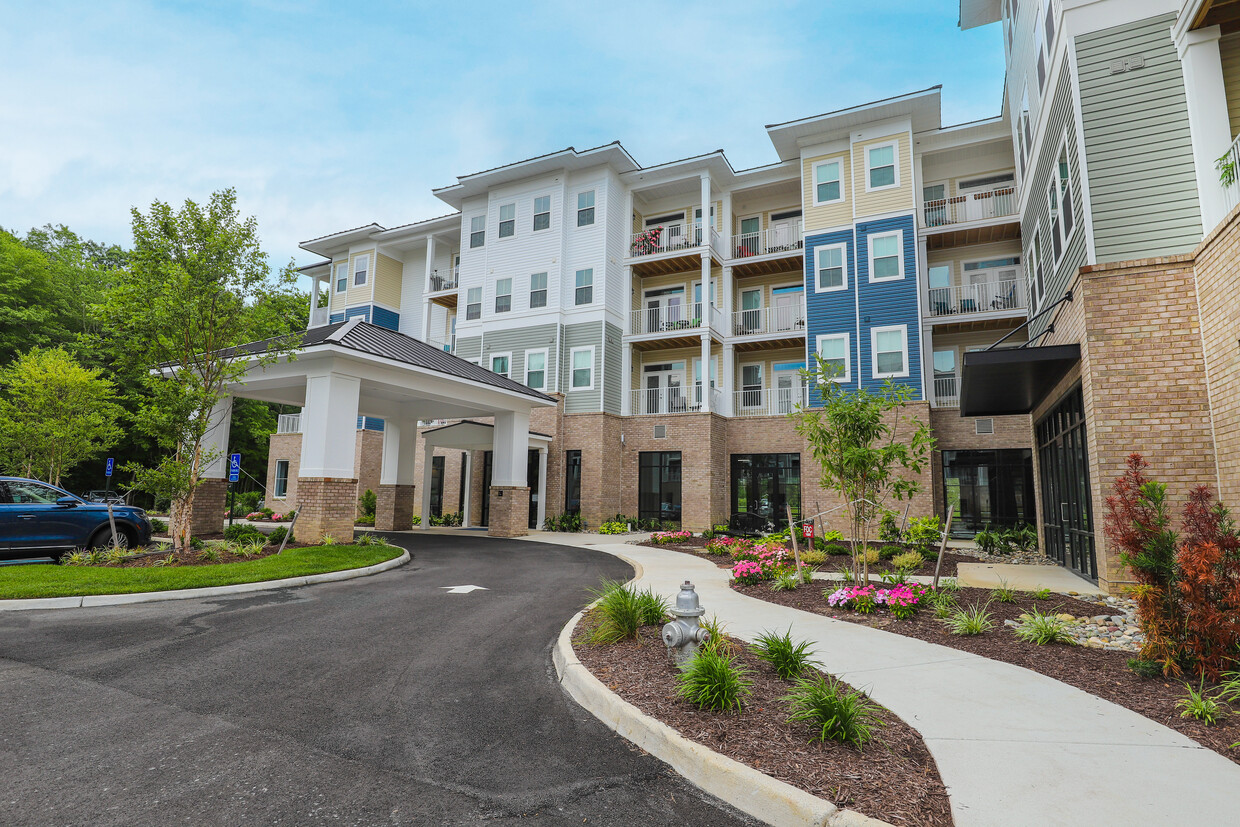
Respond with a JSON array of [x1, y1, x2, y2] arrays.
[[371, 305, 400, 331], [804, 228, 856, 407], [856, 215, 922, 398], [344, 305, 372, 323], [329, 312, 345, 324]]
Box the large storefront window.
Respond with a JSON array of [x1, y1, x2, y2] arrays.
[[731, 454, 801, 530], [565, 450, 582, 514], [429, 455, 445, 518], [638, 451, 682, 526], [942, 449, 1034, 537], [1036, 386, 1096, 580]]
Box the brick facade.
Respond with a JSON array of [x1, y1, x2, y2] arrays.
[[180, 477, 227, 537], [486, 486, 530, 537], [295, 477, 358, 542], [265, 429, 383, 519], [1194, 205, 1240, 508], [375, 483, 416, 531]]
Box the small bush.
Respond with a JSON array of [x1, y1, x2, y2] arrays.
[[149, 517, 168, 534], [752, 629, 819, 680], [198, 545, 221, 562], [586, 580, 658, 644], [1177, 681, 1226, 725], [60, 550, 92, 566], [676, 649, 753, 713], [860, 547, 881, 566], [355, 533, 393, 548], [878, 511, 903, 544], [822, 543, 850, 556], [783, 674, 884, 748], [770, 568, 800, 592], [799, 549, 826, 566], [1014, 609, 1075, 645], [973, 526, 1005, 555], [358, 489, 377, 518], [906, 515, 943, 555], [1029, 587, 1053, 600], [543, 512, 582, 532], [891, 551, 924, 572], [411, 515, 421, 526], [224, 524, 265, 544], [268, 526, 292, 546], [1127, 658, 1163, 679], [598, 521, 629, 535], [318, 533, 337, 546], [636, 587, 670, 625], [232, 539, 266, 558], [990, 580, 1018, 603], [878, 544, 904, 560], [1002, 522, 1039, 554], [946, 603, 995, 636]]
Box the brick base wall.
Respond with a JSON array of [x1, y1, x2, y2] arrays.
[[295, 477, 358, 543], [375, 483, 416, 531], [179, 477, 227, 537], [1195, 204, 1240, 507], [487, 486, 530, 537]]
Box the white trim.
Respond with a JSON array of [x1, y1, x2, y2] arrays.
[[814, 243, 848, 293], [738, 361, 764, 406], [812, 159, 846, 206], [864, 141, 900, 192], [334, 261, 348, 293], [870, 324, 909, 379], [569, 345, 595, 391], [1066, 43, 1097, 266], [495, 276, 513, 313], [353, 253, 370, 287], [489, 351, 512, 380], [524, 348, 549, 391], [815, 333, 851, 383], [577, 189, 595, 227], [867, 230, 904, 283]]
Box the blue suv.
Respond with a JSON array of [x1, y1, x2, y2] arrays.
[[0, 477, 153, 561]]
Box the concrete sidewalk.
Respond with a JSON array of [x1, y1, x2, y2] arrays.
[[527, 534, 1240, 827]]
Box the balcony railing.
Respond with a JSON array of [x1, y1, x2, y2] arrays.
[[308, 305, 330, 329], [427, 336, 454, 353], [276, 413, 301, 433], [629, 303, 718, 336], [928, 276, 1027, 317], [932, 376, 959, 409], [923, 187, 1017, 228], [731, 222, 803, 259], [1223, 132, 1240, 216], [629, 222, 721, 258], [730, 305, 807, 337], [630, 384, 722, 415], [428, 270, 457, 293], [733, 386, 808, 417]]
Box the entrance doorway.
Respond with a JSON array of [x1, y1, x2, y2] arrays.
[[731, 453, 800, 530], [638, 451, 682, 526], [479, 449, 541, 529], [1036, 386, 1097, 580], [941, 449, 1034, 536]]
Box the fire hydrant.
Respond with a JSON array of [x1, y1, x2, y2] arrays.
[[662, 581, 710, 665]]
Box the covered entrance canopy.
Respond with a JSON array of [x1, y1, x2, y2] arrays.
[[959, 344, 1081, 416]]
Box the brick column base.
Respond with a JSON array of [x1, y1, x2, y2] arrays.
[[487, 486, 530, 538], [295, 477, 358, 543], [375, 484, 416, 531], [176, 478, 228, 537]]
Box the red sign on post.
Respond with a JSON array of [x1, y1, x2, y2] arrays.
[[802, 522, 814, 541]]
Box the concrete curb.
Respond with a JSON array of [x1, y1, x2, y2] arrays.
[[553, 608, 890, 827], [0, 550, 411, 612]]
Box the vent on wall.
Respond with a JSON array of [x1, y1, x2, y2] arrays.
[[975, 418, 995, 435], [653, 425, 667, 439]]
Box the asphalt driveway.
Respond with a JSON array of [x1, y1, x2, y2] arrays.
[[0, 532, 754, 825]]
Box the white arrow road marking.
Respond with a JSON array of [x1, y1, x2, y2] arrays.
[[440, 585, 489, 594]]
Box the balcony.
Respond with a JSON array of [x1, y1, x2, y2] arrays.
[[629, 303, 719, 337], [733, 386, 808, 417], [1223, 132, 1240, 216], [928, 276, 1027, 318], [276, 413, 301, 433], [923, 187, 1017, 229], [731, 223, 803, 260], [308, 305, 330, 329], [730, 305, 806, 338], [628, 222, 721, 260], [932, 376, 959, 409], [427, 336, 454, 353], [630, 384, 722, 415], [428, 269, 458, 293]]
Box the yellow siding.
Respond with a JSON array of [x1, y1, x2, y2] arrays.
[[638, 271, 694, 293], [731, 270, 803, 310], [329, 260, 347, 312], [346, 250, 375, 306], [734, 347, 806, 386], [852, 132, 915, 219], [801, 152, 852, 232], [1221, 32, 1240, 138], [374, 253, 403, 309]]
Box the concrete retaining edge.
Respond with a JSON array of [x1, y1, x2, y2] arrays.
[[0, 550, 411, 612]]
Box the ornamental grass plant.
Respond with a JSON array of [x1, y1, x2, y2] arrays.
[[752, 629, 819, 681], [783, 674, 885, 748], [675, 649, 753, 713]]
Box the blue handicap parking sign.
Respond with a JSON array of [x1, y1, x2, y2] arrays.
[[105, 457, 114, 477], [229, 453, 241, 483]]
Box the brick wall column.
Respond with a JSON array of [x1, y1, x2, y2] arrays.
[[296, 477, 358, 542], [179, 478, 228, 537], [375, 484, 416, 531], [487, 485, 530, 538]]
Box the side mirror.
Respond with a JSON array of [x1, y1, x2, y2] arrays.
[[55, 496, 79, 507]]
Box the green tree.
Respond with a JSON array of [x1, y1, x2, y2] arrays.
[[0, 347, 124, 485], [102, 188, 300, 550], [791, 356, 935, 583]]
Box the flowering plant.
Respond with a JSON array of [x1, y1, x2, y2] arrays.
[[826, 582, 931, 619], [650, 529, 691, 545], [705, 536, 748, 556], [729, 542, 789, 585], [731, 559, 770, 586], [630, 226, 663, 255]]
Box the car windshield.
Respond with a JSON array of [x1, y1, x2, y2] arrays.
[[8, 481, 67, 504]]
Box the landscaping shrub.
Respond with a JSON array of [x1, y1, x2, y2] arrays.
[[782, 674, 884, 748], [586, 580, 658, 644], [358, 489, 377, 519], [929, 590, 958, 619], [231, 538, 266, 558], [822, 542, 850, 556], [730, 542, 789, 585], [411, 515, 421, 526], [860, 547, 880, 566], [1002, 522, 1039, 554], [812, 532, 844, 552], [990, 581, 1018, 604], [699, 615, 738, 658], [149, 517, 168, 534], [1177, 681, 1226, 725], [752, 629, 819, 681], [636, 587, 670, 625], [770, 568, 800, 592], [650, 529, 690, 544], [878, 544, 904, 560], [878, 511, 903, 544], [268, 526, 292, 546], [676, 649, 753, 713], [223, 524, 265, 544], [198, 545, 221, 562], [1127, 658, 1162, 679], [905, 515, 943, 556], [799, 549, 826, 566], [706, 536, 748, 556], [1013, 609, 1075, 645], [972, 526, 1005, 555], [598, 521, 628, 535], [430, 512, 463, 527], [891, 551, 924, 573], [946, 603, 995, 636], [1029, 587, 1052, 600], [354, 533, 393, 548], [543, 512, 583, 532]]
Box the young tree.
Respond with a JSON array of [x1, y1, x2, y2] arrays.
[[791, 355, 935, 583], [102, 188, 300, 550], [0, 347, 124, 485]]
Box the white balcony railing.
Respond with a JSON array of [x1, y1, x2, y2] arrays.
[[731, 222, 803, 259], [923, 187, 1017, 228], [276, 413, 301, 433], [427, 336, 454, 353], [733, 386, 809, 417], [629, 303, 718, 335], [308, 305, 330, 329], [933, 376, 959, 409], [928, 276, 1027, 317], [428, 270, 457, 293], [1222, 132, 1240, 215], [630, 384, 722, 415], [629, 222, 721, 258], [730, 304, 807, 337]]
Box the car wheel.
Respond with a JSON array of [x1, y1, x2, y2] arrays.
[[89, 526, 132, 551]]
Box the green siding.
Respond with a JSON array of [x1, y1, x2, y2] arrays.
[[477, 324, 559, 392], [1076, 13, 1202, 263], [562, 321, 604, 413], [455, 336, 482, 361], [602, 322, 622, 415]]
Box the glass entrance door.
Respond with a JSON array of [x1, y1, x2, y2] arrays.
[[772, 285, 803, 331], [639, 452, 682, 527], [643, 287, 685, 333], [773, 370, 802, 414], [1036, 386, 1097, 581], [643, 363, 685, 414], [738, 289, 762, 334]]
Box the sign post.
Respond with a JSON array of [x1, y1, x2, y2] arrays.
[[228, 453, 241, 528], [104, 457, 114, 493]]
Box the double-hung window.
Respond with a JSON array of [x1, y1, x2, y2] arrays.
[[274, 460, 289, 498], [334, 262, 348, 293], [814, 161, 842, 204], [1058, 144, 1074, 240], [871, 325, 909, 378], [868, 232, 903, 281], [495, 278, 512, 313], [577, 190, 595, 226], [533, 195, 551, 231], [498, 203, 515, 238], [465, 287, 482, 320], [867, 143, 897, 189], [490, 353, 510, 379], [815, 244, 846, 292], [817, 333, 850, 382], [530, 272, 547, 308], [574, 269, 593, 305], [353, 254, 369, 286], [525, 350, 547, 390], [570, 346, 594, 390], [470, 215, 485, 248]]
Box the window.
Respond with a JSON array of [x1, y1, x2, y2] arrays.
[[868, 232, 903, 281], [732, 454, 800, 528], [1058, 142, 1074, 240], [498, 203, 515, 238], [1028, 233, 1043, 310], [866, 143, 898, 190], [430, 455, 444, 518], [353, 254, 369, 286], [533, 195, 550, 231], [525, 349, 547, 390], [470, 215, 485, 248], [577, 190, 595, 226], [1047, 179, 1062, 262], [564, 450, 582, 514], [872, 325, 909, 378], [815, 244, 846, 292], [495, 277, 512, 313], [638, 451, 682, 526], [570, 346, 594, 390], [335, 262, 348, 293], [574, 269, 593, 305], [466, 287, 482, 320], [274, 460, 289, 498], [814, 160, 843, 204], [530, 271, 547, 308], [6, 479, 63, 503], [490, 353, 510, 378], [816, 333, 850, 382]]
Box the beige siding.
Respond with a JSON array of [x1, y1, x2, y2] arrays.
[[852, 132, 915, 219], [374, 253, 403, 309], [329, 260, 347, 312], [801, 152, 851, 231], [346, 250, 376, 306], [1221, 32, 1240, 139], [926, 240, 1022, 288], [731, 269, 803, 310]]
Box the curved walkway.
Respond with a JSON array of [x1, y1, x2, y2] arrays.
[[526, 534, 1240, 827]]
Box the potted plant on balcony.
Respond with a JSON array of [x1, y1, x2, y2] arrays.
[[631, 226, 663, 255]]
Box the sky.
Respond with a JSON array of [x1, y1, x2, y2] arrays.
[[1, 0, 1005, 281]]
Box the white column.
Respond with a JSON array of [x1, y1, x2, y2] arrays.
[[1177, 25, 1233, 230], [722, 265, 734, 331], [199, 396, 234, 479], [491, 409, 531, 487], [699, 332, 712, 414], [722, 342, 735, 417], [917, 236, 930, 316], [624, 187, 634, 240], [461, 451, 473, 528], [422, 236, 437, 340], [699, 173, 712, 246], [380, 420, 418, 486], [536, 447, 548, 530], [621, 342, 633, 416], [722, 191, 732, 258], [309, 277, 322, 329], [420, 442, 434, 530], [299, 372, 359, 478]]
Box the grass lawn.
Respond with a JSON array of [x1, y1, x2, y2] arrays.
[[0, 544, 404, 600]]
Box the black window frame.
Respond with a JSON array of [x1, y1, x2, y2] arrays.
[[564, 450, 582, 515], [638, 451, 682, 527]]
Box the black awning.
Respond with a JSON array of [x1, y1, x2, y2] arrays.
[[959, 344, 1080, 416]]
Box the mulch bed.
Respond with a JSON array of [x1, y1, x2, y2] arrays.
[[638, 539, 975, 578], [734, 582, 1240, 765], [96, 542, 316, 568], [573, 621, 953, 826]]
